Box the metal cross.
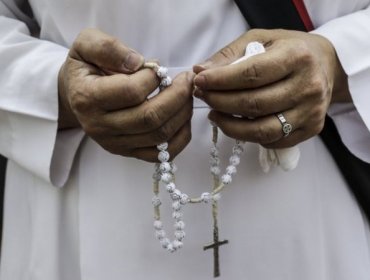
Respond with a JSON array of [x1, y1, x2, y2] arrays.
[[203, 210, 229, 278]]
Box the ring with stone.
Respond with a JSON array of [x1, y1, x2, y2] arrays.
[[276, 113, 293, 137]]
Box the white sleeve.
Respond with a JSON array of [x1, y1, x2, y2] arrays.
[[0, 1, 84, 187], [312, 5, 370, 163]]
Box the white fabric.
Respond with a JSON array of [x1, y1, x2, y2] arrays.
[[1, 0, 370, 280]]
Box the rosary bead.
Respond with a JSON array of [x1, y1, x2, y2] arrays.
[[172, 211, 183, 220], [161, 172, 173, 184], [154, 220, 163, 230], [160, 238, 171, 248], [232, 145, 244, 155], [171, 189, 182, 200], [158, 151, 170, 162], [157, 142, 169, 151], [174, 221, 185, 230], [210, 157, 220, 166], [166, 182, 176, 193], [180, 193, 189, 205], [152, 172, 162, 181], [221, 174, 232, 185], [152, 196, 162, 207], [212, 193, 222, 201], [160, 162, 172, 173], [210, 146, 219, 157], [167, 243, 176, 253], [155, 229, 166, 240], [229, 155, 241, 166], [156, 66, 168, 78], [172, 200, 181, 211], [173, 240, 184, 249], [171, 163, 178, 173], [210, 166, 221, 176], [226, 165, 237, 175], [175, 230, 186, 240], [160, 76, 172, 87], [201, 192, 212, 203]]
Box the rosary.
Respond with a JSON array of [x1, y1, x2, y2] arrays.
[[145, 42, 265, 278]]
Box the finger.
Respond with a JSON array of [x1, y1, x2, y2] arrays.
[[90, 68, 159, 111], [208, 109, 300, 145], [103, 101, 193, 145], [70, 28, 144, 73], [261, 129, 309, 149], [194, 43, 295, 91], [130, 121, 192, 162], [102, 72, 194, 134], [195, 78, 295, 118]]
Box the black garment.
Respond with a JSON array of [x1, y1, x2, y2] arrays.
[[234, 0, 370, 220], [0, 155, 6, 250]]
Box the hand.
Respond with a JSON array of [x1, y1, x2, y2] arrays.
[[193, 29, 350, 148], [58, 28, 193, 162]]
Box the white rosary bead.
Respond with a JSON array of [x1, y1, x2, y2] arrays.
[[221, 174, 232, 185], [233, 144, 244, 155], [159, 162, 172, 173], [158, 150, 170, 162], [226, 165, 237, 175], [155, 229, 166, 240], [161, 172, 172, 184], [154, 220, 163, 230], [152, 172, 162, 181], [166, 182, 176, 193], [171, 163, 178, 173], [229, 154, 241, 166], [171, 189, 182, 200], [167, 243, 176, 253], [160, 238, 171, 248], [172, 211, 183, 220], [210, 166, 221, 176], [210, 157, 220, 167], [174, 221, 185, 230], [180, 193, 189, 205], [201, 192, 212, 203], [173, 240, 184, 250], [157, 143, 168, 151], [212, 193, 222, 202], [156, 66, 168, 78], [152, 196, 162, 207], [160, 76, 172, 87], [174, 230, 186, 240], [210, 146, 219, 157], [172, 200, 181, 211]]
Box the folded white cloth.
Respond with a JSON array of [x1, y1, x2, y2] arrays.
[[234, 42, 301, 172]]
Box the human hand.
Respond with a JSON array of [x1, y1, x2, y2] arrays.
[[58, 28, 193, 162], [193, 29, 350, 148]]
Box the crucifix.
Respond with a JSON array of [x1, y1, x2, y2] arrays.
[[203, 210, 228, 278], [203, 125, 229, 278]]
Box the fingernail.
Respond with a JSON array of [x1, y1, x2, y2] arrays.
[[194, 74, 207, 89], [193, 87, 204, 98], [123, 51, 143, 72]]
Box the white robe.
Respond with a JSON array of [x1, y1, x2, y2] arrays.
[[1, 0, 370, 279]]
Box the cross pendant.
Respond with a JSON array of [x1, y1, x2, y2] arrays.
[[203, 204, 228, 278]]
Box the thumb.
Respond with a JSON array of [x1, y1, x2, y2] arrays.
[[70, 28, 144, 74], [193, 35, 247, 74]]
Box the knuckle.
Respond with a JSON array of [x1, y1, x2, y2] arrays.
[[256, 125, 275, 144], [143, 106, 162, 129], [240, 95, 262, 117], [219, 45, 238, 60], [70, 90, 91, 112], [154, 125, 172, 143], [124, 78, 146, 104], [241, 63, 260, 86]]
